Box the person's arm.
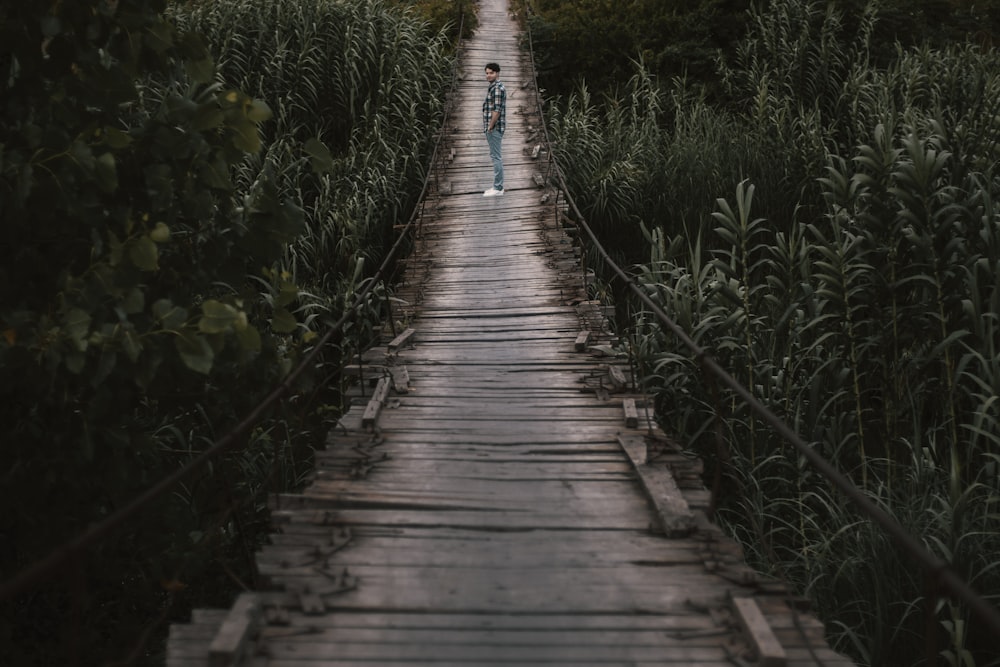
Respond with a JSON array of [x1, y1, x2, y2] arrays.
[[488, 110, 500, 132]]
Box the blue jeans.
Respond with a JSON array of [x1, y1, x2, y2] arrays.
[[486, 129, 503, 190]]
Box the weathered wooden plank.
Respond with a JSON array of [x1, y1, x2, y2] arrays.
[[256, 625, 713, 646], [262, 529, 703, 564], [250, 609, 717, 632], [732, 596, 788, 667], [387, 327, 416, 351], [623, 398, 639, 427], [271, 506, 657, 531], [260, 663, 729, 667], [259, 661, 729, 667], [619, 435, 696, 537], [258, 573, 730, 615], [259, 641, 732, 662], [389, 366, 410, 393], [207, 593, 259, 667], [361, 377, 392, 429]]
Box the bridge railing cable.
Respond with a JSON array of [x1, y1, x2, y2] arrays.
[[518, 0, 1000, 647], [0, 11, 466, 615]]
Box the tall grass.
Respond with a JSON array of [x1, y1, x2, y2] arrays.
[[548, 0, 1000, 663], [170, 0, 453, 296]]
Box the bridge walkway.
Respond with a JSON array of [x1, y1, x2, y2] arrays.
[[166, 1, 855, 664]]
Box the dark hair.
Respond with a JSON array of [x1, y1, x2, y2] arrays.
[[485, 62, 500, 73]]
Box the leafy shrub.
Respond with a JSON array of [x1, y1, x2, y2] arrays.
[[170, 0, 453, 292], [0, 0, 452, 663], [528, 0, 1000, 102], [528, 0, 750, 100], [543, 0, 1000, 663]]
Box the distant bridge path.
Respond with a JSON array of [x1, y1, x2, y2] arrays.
[[166, 0, 855, 664]]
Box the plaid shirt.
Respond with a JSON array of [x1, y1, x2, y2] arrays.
[[482, 80, 506, 134]]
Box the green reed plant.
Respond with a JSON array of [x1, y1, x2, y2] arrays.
[[711, 181, 770, 463], [170, 0, 452, 292], [1, 0, 451, 661], [635, 112, 1000, 667], [603, 5, 1000, 663]]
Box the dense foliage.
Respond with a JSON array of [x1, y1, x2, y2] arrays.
[[528, 0, 749, 98], [0, 0, 452, 663], [391, 0, 479, 42], [540, 0, 1000, 664], [528, 0, 1000, 101]]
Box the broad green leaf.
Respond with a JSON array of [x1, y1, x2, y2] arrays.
[[277, 280, 298, 307], [175, 331, 214, 374], [65, 308, 92, 351], [304, 137, 335, 174], [146, 21, 174, 53], [199, 155, 233, 190], [153, 299, 188, 330], [122, 330, 142, 362], [190, 104, 224, 132], [247, 99, 272, 123], [103, 127, 132, 149], [236, 325, 261, 357], [128, 235, 159, 270], [271, 308, 297, 334], [122, 287, 145, 314], [176, 31, 210, 61], [186, 57, 215, 85], [198, 300, 240, 334], [230, 118, 260, 153], [71, 140, 95, 171], [95, 152, 117, 193], [150, 222, 170, 243]]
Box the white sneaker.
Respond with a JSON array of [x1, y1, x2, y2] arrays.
[[483, 188, 504, 197]]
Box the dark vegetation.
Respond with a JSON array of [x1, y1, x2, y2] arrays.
[[530, 0, 1000, 664], [530, 0, 1000, 101], [0, 0, 457, 663], [3, 0, 998, 664]]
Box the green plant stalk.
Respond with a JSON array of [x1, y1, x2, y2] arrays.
[[834, 219, 868, 487], [886, 248, 898, 492], [739, 196, 757, 466], [847, 306, 867, 488], [935, 262, 961, 506]]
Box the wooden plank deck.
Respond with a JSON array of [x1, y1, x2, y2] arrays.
[[166, 0, 856, 665]]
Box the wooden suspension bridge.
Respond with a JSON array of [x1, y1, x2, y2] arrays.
[[166, 1, 856, 664]]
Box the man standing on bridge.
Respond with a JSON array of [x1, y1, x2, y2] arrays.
[[482, 62, 506, 196]]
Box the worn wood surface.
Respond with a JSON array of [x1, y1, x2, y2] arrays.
[[166, 1, 856, 665]]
